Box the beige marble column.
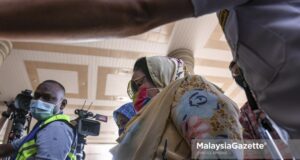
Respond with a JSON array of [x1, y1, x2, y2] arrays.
[[0, 41, 12, 67]]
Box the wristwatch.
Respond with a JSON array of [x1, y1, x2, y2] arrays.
[[1, 111, 10, 118]]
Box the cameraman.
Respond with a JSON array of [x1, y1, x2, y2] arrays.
[[0, 80, 76, 160]]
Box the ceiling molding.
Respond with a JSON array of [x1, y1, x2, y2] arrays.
[[96, 66, 132, 101], [204, 25, 230, 51], [97, 67, 116, 101], [24, 60, 88, 99], [13, 42, 231, 70], [195, 58, 229, 68], [12, 42, 156, 59]]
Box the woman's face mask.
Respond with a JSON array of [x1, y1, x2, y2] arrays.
[[132, 85, 159, 112], [129, 71, 160, 112], [30, 99, 56, 121]]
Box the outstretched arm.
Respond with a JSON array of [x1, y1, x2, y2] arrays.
[[0, 0, 194, 41]]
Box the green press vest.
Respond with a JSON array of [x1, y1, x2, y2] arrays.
[[15, 114, 77, 160]]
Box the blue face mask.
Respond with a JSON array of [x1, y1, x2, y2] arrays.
[[30, 100, 56, 121]]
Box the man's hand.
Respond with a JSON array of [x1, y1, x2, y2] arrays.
[[0, 144, 15, 158]]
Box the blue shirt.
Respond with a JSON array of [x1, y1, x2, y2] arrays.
[[12, 121, 74, 160]]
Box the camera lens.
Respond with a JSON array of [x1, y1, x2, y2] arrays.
[[14, 90, 33, 111]]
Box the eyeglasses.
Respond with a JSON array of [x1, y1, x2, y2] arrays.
[[127, 75, 145, 99]]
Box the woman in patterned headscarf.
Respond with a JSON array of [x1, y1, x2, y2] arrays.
[[127, 56, 187, 112], [111, 50, 243, 160]]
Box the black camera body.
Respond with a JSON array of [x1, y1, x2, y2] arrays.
[[13, 89, 33, 112], [74, 109, 107, 160], [77, 118, 100, 136], [74, 109, 107, 136], [5, 90, 33, 144]]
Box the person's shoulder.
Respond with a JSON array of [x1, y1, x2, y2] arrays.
[[39, 120, 75, 137], [46, 120, 73, 127]]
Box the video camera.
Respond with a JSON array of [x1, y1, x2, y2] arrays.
[[74, 103, 108, 160], [74, 109, 107, 136], [9, 89, 33, 112], [4, 90, 33, 144]]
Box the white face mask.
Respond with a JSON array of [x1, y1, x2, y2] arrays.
[[30, 100, 55, 121]]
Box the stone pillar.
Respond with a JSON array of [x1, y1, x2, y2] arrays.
[[0, 41, 12, 67]]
